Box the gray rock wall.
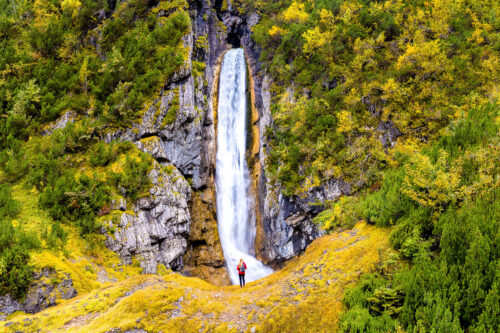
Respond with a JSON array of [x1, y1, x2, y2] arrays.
[[103, 0, 230, 275], [105, 162, 191, 273]]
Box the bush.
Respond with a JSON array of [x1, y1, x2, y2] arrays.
[[359, 169, 413, 227], [39, 173, 110, 236], [111, 154, 152, 201], [89, 141, 119, 167], [0, 219, 41, 299], [1, 144, 29, 183], [42, 220, 67, 250], [339, 307, 396, 333], [0, 183, 20, 219], [0, 242, 34, 299]]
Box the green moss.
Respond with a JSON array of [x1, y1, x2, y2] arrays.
[[195, 36, 209, 52], [162, 88, 180, 126], [163, 164, 176, 176]]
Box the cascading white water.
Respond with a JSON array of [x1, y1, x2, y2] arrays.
[[216, 48, 273, 284]]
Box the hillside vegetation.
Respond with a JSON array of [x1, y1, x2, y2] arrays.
[[235, 0, 499, 331], [0, 0, 499, 332], [240, 0, 498, 195], [0, 0, 185, 299], [2, 223, 391, 332]]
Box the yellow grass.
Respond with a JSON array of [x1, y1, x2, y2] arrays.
[[2, 222, 391, 333]]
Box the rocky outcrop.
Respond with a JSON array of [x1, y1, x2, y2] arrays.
[[103, 0, 232, 278], [377, 121, 402, 147], [0, 268, 77, 317], [41, 110, 77, 136], [104, 1, 227, 192], [134, 136, 168, 161], [105, 161, 191, 273], [258, 179, 351, 264]]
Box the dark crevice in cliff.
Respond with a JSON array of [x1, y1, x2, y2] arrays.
[[227, 29, 243, 47]]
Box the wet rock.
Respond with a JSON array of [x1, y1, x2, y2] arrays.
[[105, 161, 191, 273], [0, 268, 77, 315], [182, 189, 230, 286]]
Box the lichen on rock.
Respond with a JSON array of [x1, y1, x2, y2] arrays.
[[105, 161, 191, 273]]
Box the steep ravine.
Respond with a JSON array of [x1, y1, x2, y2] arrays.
[[87, 0, 340, 284]]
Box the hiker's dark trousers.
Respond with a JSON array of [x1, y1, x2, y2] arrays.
[[239, 274, 245, 287]]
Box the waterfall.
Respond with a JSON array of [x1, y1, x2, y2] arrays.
[[216, 48, 273, 284]]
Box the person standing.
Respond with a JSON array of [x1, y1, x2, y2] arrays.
[[237, 258, 247, 288]]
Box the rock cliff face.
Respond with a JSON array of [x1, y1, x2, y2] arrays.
[[258, 178, 352, 264], [250, 76, 352, 264], [0, 268, 77, 317], [105, 161, 191, 273], [102, 0, 344, 276], [102, 0, 230, 280]]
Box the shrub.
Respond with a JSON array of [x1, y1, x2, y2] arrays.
[[0, 241, 34, 299], [39, 172, 110, 236], [0, 184, 20, 219], [111, 154, 152, 201], [0, 219, 41, 300], [42, 220, 67, 250], [89, 141, 119, 167]]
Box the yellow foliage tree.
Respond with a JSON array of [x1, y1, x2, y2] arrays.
[[302, 26, 330, 55], [61, 0, 82, 19], [282, 2, 309, 23], [337, 110, 354, 134], [402, 151, 460, 210], [268, 25, 286, 40]]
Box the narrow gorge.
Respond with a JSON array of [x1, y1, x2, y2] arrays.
[[95, 0, 332, 284]]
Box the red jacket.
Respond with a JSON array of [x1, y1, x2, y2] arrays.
[[237, 262, 247, 275]]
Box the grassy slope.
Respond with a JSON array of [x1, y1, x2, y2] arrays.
[[8, 184, 143, 297], [1, 222, 391, 332]]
